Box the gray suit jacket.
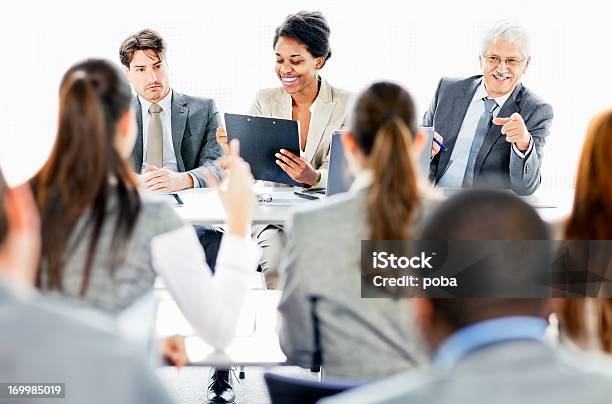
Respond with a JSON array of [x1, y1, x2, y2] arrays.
[[39, 191, 184, 312], [278, 188, 437, 380], [422, 76, 553, 195], [322, 340, 612, 404], [0, 282, 173, 404], [131, 91, 222, 185]]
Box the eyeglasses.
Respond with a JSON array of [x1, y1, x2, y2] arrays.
[[482, 54, 526, 67]]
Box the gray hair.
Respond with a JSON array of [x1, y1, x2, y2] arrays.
[[482, 21, 530, 58]]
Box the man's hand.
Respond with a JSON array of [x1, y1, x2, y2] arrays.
[[431, 132, 444, 158], [143, 164, 193, 192], [215, 126, 230, 156], [275, 149, 320, 186], [493, 112, 531, 151], [203, 139, 254, 238], [161, 335, 189, 367]]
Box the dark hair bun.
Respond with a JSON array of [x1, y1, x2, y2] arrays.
[[273, 11, 332, 68]]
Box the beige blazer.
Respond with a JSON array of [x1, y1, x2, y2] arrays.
[[249, 77, 352, 187]]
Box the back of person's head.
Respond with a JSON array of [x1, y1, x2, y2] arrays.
[[119, 28, 166, 68], [420, 189, 550, 329], [563, 109, 612, 353], [566, 109, 612, 240], [34, 58, 140, 295], [274, 11, 332, 68], [351, 81, 419, 240]]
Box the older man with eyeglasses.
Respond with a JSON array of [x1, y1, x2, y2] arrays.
[[422, 21, 553, 195]]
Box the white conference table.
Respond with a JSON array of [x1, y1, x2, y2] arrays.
[[173, 187, 311, 226], [155, 289, 286, 367], [173, 186, 574, 225]]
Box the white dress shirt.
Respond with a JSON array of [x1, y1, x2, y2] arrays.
[[286, 98, 318, 156], [139, 90, 199, 187], [151, 226, 261, 349], [438, 80, 533, 188]]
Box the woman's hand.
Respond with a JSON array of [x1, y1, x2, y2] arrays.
[[275, 149, 320, 186], [204, 139, 254, 237], [161, 335, 189, 367]]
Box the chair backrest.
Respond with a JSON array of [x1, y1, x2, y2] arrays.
[[264, 372, 363, 404]]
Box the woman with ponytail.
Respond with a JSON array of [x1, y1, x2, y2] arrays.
[[33, 59, 260, 354], [555, 109, 612, 353], [278, 82, 440, 379]]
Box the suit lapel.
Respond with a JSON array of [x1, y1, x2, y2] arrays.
[[171, 91, 188, 172], [473, 83, 522, 175], [436, 77, 481, 181], [271, 90, 292, 119], [132, 96, 144, 172], [305, 79, 335, 163]]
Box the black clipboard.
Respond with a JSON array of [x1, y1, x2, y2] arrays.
[[224, 113, 301, 186]]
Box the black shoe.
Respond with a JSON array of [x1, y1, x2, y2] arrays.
[[207, 368, 235, 403]]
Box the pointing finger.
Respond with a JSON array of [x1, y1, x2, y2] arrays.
[[492, 117, 511, 126]]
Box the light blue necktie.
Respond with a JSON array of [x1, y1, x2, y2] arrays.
[[462, 97, 498, 187]]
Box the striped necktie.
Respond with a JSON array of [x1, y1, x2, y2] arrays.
[[462, 97, 498, 187]]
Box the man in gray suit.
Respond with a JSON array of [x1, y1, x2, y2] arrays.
[[423, 22, 553, 195], [120, 29, 225, 270], [322, 190, 612, 404], [119, 28, 222, 191], [0, 169, 174, 404]]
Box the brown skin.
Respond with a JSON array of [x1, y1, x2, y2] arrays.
[[123, 50, 194, 191], [215, 36, 325, 186], [412, 298, 556, 355], [412, 298, 456, 353], [274, 36, 323, 185]]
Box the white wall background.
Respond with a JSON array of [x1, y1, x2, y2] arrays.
[[1, 0, 611, 189]]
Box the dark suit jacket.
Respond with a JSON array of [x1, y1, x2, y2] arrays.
[[131, 91, 222, 186], [422, 75, 553, 195]]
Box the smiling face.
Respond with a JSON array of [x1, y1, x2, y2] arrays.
[[125, 49, 170, 103], [274, 36, 324, 95], [480, 40, 530, 98]]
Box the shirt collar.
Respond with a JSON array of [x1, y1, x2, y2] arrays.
[[308, 96, 318, 113], [434, 316, 548, 369], [138, 88, 173, 114], [349, 169, 373, 193], [477, 79, 512, 109]]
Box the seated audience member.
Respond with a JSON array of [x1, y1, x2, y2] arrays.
[[323, 190, 612, 404], [32, 59, 259, 355], [423, 21, 553, 195], [556, 109, 612, 353], [216, 11, 352, 287], [278, 82, 439, 379], [0, 168, 174, 404], [120, 28, 223, 271]]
